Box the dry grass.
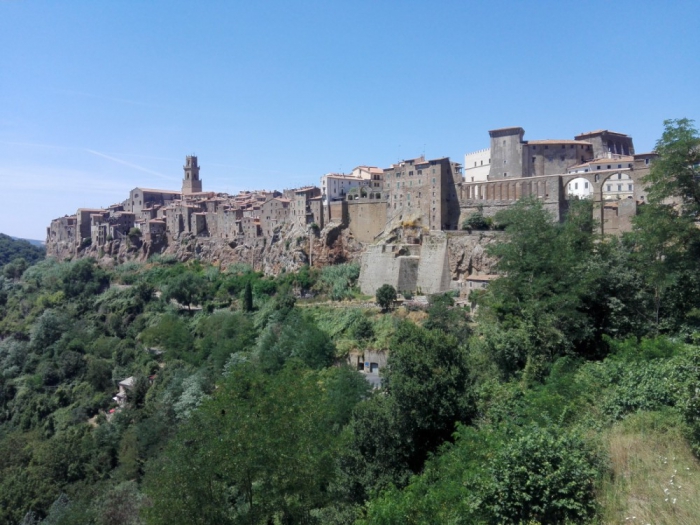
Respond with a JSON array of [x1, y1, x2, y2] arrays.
[[598, 412, 700, 524]]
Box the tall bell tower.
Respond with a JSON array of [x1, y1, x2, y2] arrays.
[[182, 155, 202, 194]]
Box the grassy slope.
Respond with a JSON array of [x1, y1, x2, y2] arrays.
[[600, 412, 700, 524]]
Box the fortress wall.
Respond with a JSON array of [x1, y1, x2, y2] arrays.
[[347, 200, 388, 243], [359, 244, 419, 295], [415, 232, 451, 294]]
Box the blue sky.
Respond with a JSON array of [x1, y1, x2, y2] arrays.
[[1, 0, 698, 239]]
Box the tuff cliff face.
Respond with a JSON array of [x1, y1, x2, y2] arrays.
[[54, 221, 364, 274]]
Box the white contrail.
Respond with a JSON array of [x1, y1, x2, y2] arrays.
[[86, 149, 176, 180]]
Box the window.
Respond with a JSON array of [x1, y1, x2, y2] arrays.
[[545, 145, 549, 149], [645, 158, 650, 165], [575, 183, 579, 189], [504, 159, 507, 164], [628, 184, 633, 191], [607, 185, 612, 191], [503, 172, 508, 177], [618, 174, 622, 180], [432, 178, 436, 184], [585, 182, 589, 189], [618, 185, 622, 191], [597, 166, 601, 170], [607, 165, 611, 169], [409, 171, 414, 176], [618, 164, 622, 168]]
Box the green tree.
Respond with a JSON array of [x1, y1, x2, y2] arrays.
[[142, 363, 342, 525], [626, 119, 700, 332], [242, 280, 253, 312], [375, 284, 396, 312], [478, 198, 602, 375], [60, 258, 109, 298], [140, 314, 194, 361], [255, 309, 335, 373], [643, 118, 700, 216], [423, 293, 470, 339], [384, 322, 474, 467], [343, 322, 474, 498], [162, 272, 207, 310]]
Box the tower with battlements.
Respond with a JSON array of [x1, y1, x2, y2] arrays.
[[182, 155, 202, 194]]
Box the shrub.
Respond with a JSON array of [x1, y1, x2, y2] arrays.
[[462, 212, 492, 231], [484, 425, 601, 524]]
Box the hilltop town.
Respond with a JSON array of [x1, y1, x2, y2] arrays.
[[46, 126, 657, 296]]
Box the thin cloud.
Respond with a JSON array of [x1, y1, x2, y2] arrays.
[[85, 149, 177, 181]]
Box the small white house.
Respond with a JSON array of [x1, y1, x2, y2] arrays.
[[566, 177, 593, 198]]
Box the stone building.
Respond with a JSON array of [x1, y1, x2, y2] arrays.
[[260, 197, 291, 237], [290, 186, 322, 227], [128, 188, 181, 215], [383, 156, 462, 231], [47, 215, 76, 244], [463, 148, 490, 182]]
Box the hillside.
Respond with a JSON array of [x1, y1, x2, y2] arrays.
[[0, 233, 45, 271]]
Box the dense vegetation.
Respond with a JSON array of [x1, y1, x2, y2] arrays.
[[1, 119, 700, 524], [0, 234, 45, 277]]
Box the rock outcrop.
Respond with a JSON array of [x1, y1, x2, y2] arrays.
[[61, 221, 363, 275]]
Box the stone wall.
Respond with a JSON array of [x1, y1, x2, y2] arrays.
[[358, 244, 420, 295], [328, 201, 347, 224], [347, 199, 387, 243], [415, 232, 451, 294]]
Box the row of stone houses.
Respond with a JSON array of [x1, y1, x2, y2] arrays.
[[47, 126, 658, 261]]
